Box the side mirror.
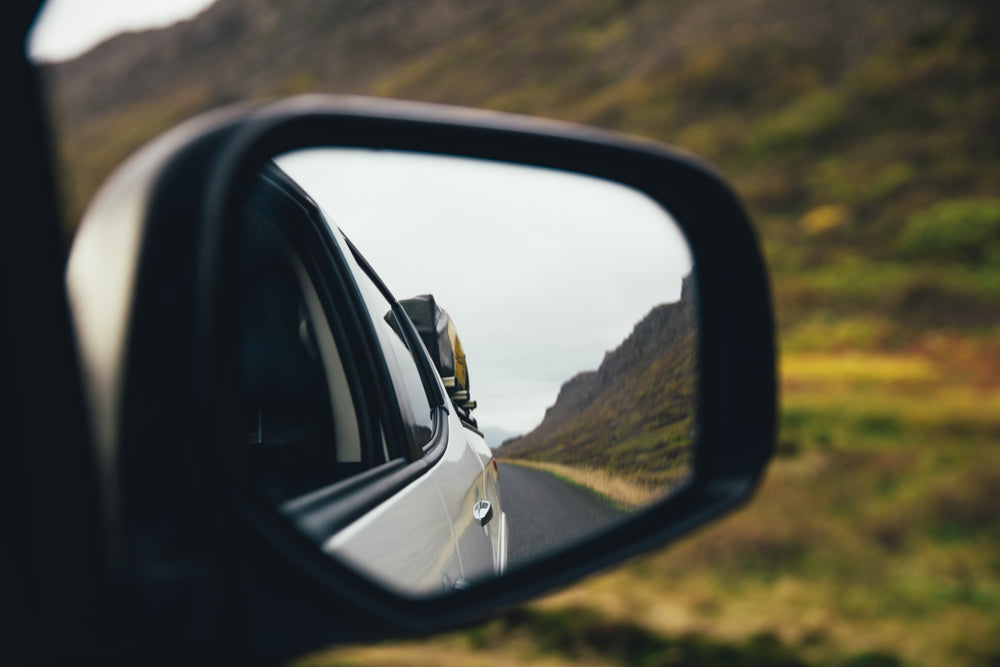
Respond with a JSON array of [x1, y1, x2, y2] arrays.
[[398, 294, 474, 413], [66, 95, 775, 660]]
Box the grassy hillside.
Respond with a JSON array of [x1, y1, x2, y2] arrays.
[[38, 0, 1000, 664], [500, 326, 696, 491], [499, 280, 696, 502]]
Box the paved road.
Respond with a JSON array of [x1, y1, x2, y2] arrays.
[[498, 463, 628, 570]]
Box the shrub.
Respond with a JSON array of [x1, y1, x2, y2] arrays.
[[898, 198, 1000, 265]]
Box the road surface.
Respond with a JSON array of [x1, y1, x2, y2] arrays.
[[498, 463, 628, 570]]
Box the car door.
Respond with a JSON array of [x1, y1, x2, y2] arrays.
[[456, 425, 507, 579], [328, 232, 508, 591], [467, 428, 507, 575], [421, 409, 498, 589], [238, 163, 475, 595]]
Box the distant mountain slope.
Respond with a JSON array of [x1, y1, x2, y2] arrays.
[[43, 0, 513, 127], [44, 0, 957, 127], [39, 0, 999, 332], [41, 0, 517, 223], [500, 276, 697, 488], [41, 0, 978, 227]]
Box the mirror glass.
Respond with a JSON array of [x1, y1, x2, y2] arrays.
[[236, 148, 698, 597]]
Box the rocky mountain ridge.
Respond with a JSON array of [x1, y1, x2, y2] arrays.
[[532, 274, 695, 438], [500, 275, 697, 483]]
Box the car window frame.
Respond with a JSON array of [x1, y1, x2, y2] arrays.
[[255, 165, 457, 543], [340, 235, 481, 447], [242, 166, 402, 475], [340, 235, 450, 437]]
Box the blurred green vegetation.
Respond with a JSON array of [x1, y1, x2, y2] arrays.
[[898, 198, 1000, 265], [42, 0, 1000, 664]]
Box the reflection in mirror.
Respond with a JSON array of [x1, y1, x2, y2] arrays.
[[238, 149, 697, 597]]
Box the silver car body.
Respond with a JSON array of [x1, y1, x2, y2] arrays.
[[319, 226, 507, 596], [324, 408, 507, 595]]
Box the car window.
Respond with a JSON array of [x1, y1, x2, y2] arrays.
[[238, 172, 377, 502], [340, 234, 436, 451]]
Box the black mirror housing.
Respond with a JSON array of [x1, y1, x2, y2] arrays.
[[66, 95, 775, 661]]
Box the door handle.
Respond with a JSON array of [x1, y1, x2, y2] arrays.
[[473, 499, 493, 526]]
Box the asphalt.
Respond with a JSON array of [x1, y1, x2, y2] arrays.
[[498, 463, 628, 570]]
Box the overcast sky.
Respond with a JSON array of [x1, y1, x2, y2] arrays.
[[278, 150, 693, 438], [28, 0, 217, 62]]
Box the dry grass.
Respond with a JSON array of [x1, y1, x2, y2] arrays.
[[292, 641, 617, 667], [782, 351, 938, 385], [501, 458, 669, 510]]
